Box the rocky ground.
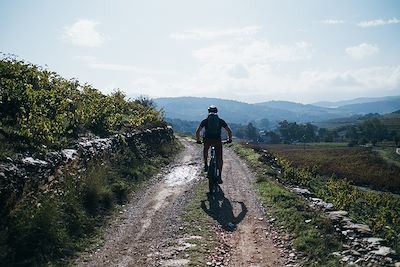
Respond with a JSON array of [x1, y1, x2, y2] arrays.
[[73, 138, 290, 267]]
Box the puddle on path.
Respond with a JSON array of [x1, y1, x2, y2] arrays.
[[137, 164, 200, 240], [164, 165, 199, 187], [160, 259, 190, 267]]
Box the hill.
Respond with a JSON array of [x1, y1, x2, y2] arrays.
[[312, 95, 400, 108], [315, 110, 400, 132], [154, 96, 400, 125]]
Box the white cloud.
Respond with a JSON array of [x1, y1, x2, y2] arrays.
[[88, 62, 175, 75], [170, 26, 261, 40], [357, 17, 400, 27], [77, 56, 175, 75], [345, 43, 379, 60], [321, 19, 345, 24], [193, 39, 312, 64], [102, 63, 400, 104], [63, 19, 106, 47]]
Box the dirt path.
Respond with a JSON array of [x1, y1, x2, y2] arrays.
[[74, 138, 288, 267], [214, 148, 287, 267]]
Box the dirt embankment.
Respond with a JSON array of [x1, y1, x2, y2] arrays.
[[74, 138, 288, 266]]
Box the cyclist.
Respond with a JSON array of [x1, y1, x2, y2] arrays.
[[196, 105, 233, 184]]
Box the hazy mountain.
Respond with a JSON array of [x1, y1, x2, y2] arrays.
[[154, 95, 400, 125], [312, 95, 400, 108], [338, 99, 400, 114], [155, 97, 264, 124]]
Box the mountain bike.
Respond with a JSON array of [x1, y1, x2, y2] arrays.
[[207, 145, 220, 195], [197, 140, 231, 195]]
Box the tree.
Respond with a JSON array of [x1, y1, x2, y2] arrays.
[[247, 123, 259, 142], [258, 118, 271, 130], [264, 131, 281, 144], [360, 118, 388, 144]]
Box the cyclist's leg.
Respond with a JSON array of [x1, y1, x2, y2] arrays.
[[214, 140, 223, 183], [203, 139, 211, 171], [215, 141, 223, 171]]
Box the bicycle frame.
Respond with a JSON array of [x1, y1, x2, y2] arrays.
[[207, 146, 220, 194]]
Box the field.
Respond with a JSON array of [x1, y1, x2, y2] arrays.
[[253, 143, 400, 193], [242, 143, 400, 254]]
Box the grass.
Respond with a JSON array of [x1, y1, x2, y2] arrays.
[[181, 180, 218, 266], [0, 139, 180, 266], [260, 144, 400, 193], [232, 144, 343, 266]]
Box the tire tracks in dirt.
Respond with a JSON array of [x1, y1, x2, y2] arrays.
[[74, 139, 290, 267], [205, 148, 288, 267]]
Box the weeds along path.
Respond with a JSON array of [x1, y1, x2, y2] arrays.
[[75, 137, 202, 267], [75, 139, 287, 267]]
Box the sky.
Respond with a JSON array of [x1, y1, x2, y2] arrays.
[[1, 0, 399, 104]]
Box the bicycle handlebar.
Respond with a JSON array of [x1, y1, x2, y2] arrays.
[[195, 139, 232, 144]]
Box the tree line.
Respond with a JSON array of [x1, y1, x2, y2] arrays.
[[235, 118, 399, 146]]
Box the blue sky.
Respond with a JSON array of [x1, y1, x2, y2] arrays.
[[1, 0, 399, 103]]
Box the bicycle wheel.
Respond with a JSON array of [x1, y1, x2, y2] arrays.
[[208, 161, 216, 193]]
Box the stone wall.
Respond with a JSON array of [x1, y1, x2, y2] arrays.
[[0, 126, 175, 219]]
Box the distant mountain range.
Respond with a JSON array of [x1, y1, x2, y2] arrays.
[[154, 95, 400, 125]]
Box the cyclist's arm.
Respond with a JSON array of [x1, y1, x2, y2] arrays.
[[224, 126, 233, 142], [195, 125, 203, 142]]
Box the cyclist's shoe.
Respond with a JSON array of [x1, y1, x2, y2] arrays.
[[204, 164, 208, 172], [218, 175, 223, 184]]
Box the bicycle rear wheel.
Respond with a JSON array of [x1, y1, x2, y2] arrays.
[[208, 161, 219, 194]]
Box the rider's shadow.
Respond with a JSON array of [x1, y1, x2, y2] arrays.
[[201, 188, 247, 232]]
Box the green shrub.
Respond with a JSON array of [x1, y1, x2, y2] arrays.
[[0, 57, 163, 148], [111, 181, 129, 204], [82, 165, 114, 214], [7, 198, 71, 266]]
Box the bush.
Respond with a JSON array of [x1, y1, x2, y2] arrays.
[[111, 181, 129, 204], [0, 56, 163, 148], [7, 199, 72, 266], [82, 164, 114, 214]]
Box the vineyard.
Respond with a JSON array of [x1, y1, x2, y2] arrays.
[[247, 143, 400, 255], [263, 144, 400, 193], [0, 56, 163, 155]]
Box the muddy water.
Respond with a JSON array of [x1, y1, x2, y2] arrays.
[[137, 163, 200, 240]]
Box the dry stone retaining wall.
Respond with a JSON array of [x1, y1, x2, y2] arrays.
[[0, 126, 174, 219]]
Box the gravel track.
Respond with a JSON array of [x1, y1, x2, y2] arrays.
[[74, 138, 287, 267]]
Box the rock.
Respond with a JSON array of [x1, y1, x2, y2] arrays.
[[371, 246, 395, 256], [350, 250, 361, 256], [341, 256, 350, 262], [341, 230, 349, 236], [394, 262, 400, 267], [22, 157, 48, 166], [364, 237, 384, 246], [323, 203, 334, 210], [327, 210, 348, 221], [62, 149, 78, 161], [385, 257, 393, 264], [344, 222, 371, 235], [292, 187, 312, 196], [48, 175, 55, 182]]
